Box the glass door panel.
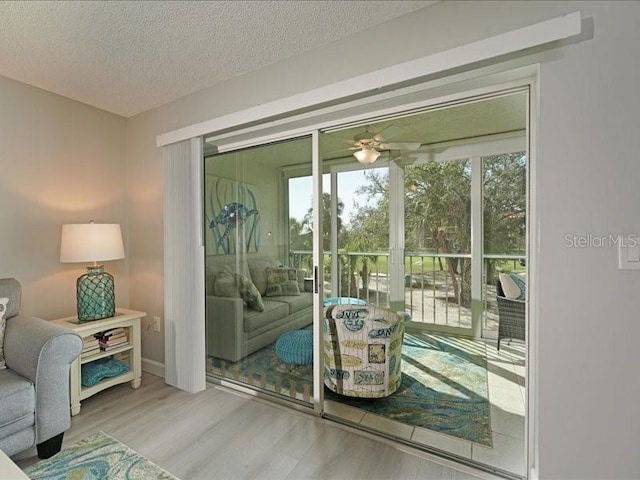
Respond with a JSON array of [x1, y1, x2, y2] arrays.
[[204, 136, 316, 406], [335, 167, 390, 306], [404, 160, 472, 331], [481, 151, 527, 336]]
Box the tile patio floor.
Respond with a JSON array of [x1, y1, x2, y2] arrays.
[[325, 339, 527, 477]]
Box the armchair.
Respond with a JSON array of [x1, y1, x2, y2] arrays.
[[0, 278, 82, 459], [323, 305, 404, 398], [496, 278, 526, 350]]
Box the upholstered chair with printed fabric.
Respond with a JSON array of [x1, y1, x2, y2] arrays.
[[323, 305, 404, 398]]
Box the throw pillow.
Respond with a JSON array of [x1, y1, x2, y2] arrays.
[[248, 258, 281, 295], [214, 270, 240, 298], [235, 274, 265, 312], [265, 267, 301, 296], [0, 297, 8, 369], [499, 273, 526, 300]]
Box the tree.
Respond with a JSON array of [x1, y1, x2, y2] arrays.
[[302, 192, 344, 251], [347, 153, 526, 306], [289, 217, 311, 251], [404, 160, 472, 304]]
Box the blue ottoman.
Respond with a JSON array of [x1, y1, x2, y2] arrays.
[[275, 330, 313, 365]]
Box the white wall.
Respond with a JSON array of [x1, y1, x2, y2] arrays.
[[126, 2, 640, 477], [0, 75, 128, 320]]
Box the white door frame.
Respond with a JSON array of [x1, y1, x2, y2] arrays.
[[204, 74, 538, 479]]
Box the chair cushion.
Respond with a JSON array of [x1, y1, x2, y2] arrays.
[[0, 279, 21, 320], [0, 369, 35, 434], [499, 273, 526, 300]]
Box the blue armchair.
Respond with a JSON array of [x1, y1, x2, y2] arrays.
[[0, 278, 82, 459]]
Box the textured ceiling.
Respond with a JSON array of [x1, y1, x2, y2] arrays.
[[0, 0, 433, 118]]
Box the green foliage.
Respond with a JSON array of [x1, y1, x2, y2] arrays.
[[302, 192, 344, 251], [287, 153, 526, 304], [482, 153, 526, 255]]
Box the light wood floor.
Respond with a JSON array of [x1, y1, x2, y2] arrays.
[[14, 373, 493, 480]]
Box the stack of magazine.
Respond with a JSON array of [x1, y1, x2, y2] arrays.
[[95, 327, 129, 352]]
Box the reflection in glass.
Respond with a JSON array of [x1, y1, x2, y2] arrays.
[[204, 137, 314, 405]]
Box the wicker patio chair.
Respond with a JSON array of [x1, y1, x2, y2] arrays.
[[496, 278, 526, 350]]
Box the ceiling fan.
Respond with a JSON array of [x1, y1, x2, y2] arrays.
[[346, 125, 422, 165]]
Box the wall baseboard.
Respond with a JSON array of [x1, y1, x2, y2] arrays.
[[142, 357, 165, 379]]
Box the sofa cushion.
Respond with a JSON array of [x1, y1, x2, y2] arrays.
[[265, 267, 300, 296], [0, 298, 7, 369], [205, 255, 250, 295], [214, 271, 240, 298], [266, 292, 312, 314], [235, 274, 265, 312], [248, 258, 281, 295], [244, 300, 289, 333], [0, 369, 35, 435]]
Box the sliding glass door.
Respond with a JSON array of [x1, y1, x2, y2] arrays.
[[202, 87, 529, 478], [204, 136, 322, 407]]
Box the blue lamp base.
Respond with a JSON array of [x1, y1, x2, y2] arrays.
[[76, 265, 116, 322]]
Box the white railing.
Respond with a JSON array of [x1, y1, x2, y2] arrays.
[[290, 250, 524, 331]]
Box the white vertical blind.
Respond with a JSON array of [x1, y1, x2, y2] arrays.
[[162, 138, 206, 393]]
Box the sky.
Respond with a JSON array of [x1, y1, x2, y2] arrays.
[[288, 168, 386, 225]]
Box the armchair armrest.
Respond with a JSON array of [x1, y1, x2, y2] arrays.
[[206, 295, 245, 362], [4, 315, 82, 443]]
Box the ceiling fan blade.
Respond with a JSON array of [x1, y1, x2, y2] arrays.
[[373, 125, 404, 142], [378, 142, 422, 151]]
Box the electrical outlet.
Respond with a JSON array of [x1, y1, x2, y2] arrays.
[[153, 316, 161, 333]]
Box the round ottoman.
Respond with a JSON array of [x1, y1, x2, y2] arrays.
[[275, 330, 313, 365]]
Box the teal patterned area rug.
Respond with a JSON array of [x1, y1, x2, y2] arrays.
[[208, 332, 492, 446], [23, 431, 178, 480]]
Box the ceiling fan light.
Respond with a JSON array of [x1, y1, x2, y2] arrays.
[[353, 145, 381, 164]]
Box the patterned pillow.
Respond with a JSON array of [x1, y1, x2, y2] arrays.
[[265, 267, 300, 296], [235, 274, 265, 312], [499, 273, 526, 301], [0, 297, 8, 369]]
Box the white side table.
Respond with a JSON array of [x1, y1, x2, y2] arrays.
[[0, 448, 29, 479], [52, 308, 145, 416]]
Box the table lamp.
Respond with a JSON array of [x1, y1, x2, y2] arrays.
[[60, 222, 125, 322]]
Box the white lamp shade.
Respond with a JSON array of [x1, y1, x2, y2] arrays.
[[60, 223, 125, 263], [353, 146, 381, 164]]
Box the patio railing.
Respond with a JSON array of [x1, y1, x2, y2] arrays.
[[289, 250, 524, 331]]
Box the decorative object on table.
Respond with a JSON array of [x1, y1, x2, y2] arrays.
[[275, 329, 313, 365], [323, 304, 404, 398], [60, 222, 125, 322], [23, 431, 178, 480], [205, 175, 261, 255], [208, 330, 492, 446]]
